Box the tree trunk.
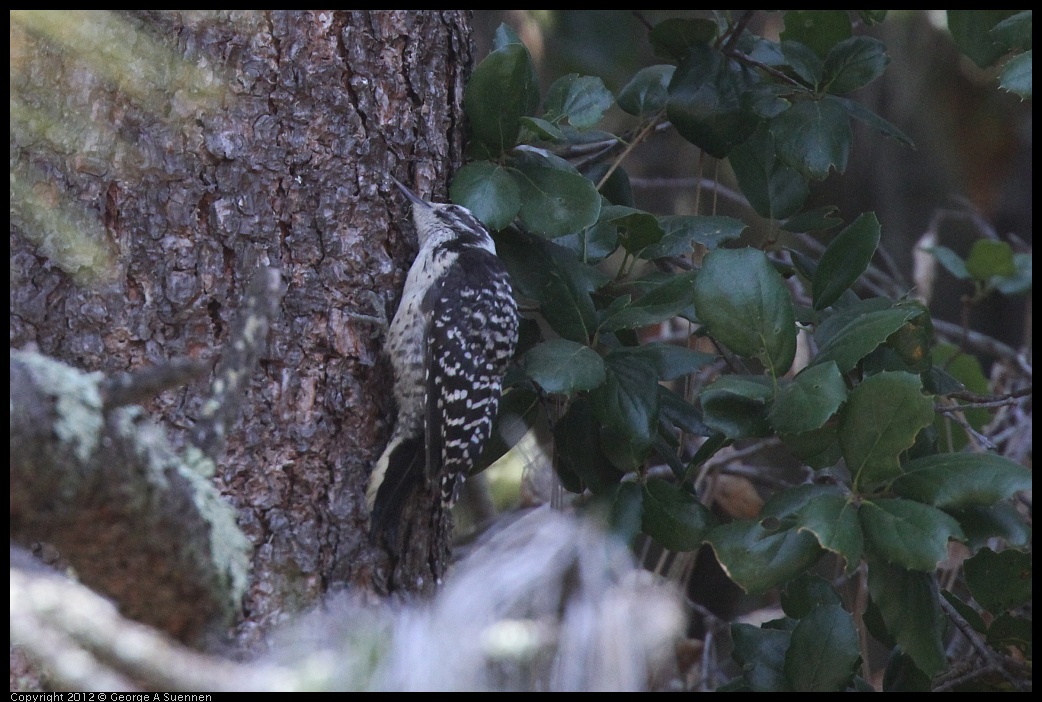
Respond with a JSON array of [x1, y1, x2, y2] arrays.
[[10, 10, 473, 652]]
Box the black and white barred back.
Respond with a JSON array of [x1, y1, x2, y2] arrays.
[[367, 178, 519, 545]]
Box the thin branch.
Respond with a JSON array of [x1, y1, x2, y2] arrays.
[[938, 595, 1027, 692]]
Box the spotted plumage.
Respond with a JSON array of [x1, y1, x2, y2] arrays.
[[367, 177, 518, 545]]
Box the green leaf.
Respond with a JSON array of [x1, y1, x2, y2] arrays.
[[772, 97, 852, 181], [991, 11, 1032, 52], [785, 605, 860, 691], [780, 422, 842, 471], [840, 372, 934, 489], [492, 23, 524, 50], [731, 623, 791, 692], [493, 231, 602, 343], [867, 557, 946, 676], [615, 344, 716, 381], [781, 206, 843, 233], [700, 375, 774, 439], [465, 42, 539, 155], [947, 10, 1019, 68], [926, 244, 971, 279], [598, 205, 664, 254], [823, 36, 889, 94], [965, 239, 1016, 280], [860, 498, 965, 571], [450, 161, 521, 230], [543, 74, 614, 130], [986, 612, 1032, 657], [606, 481, 644, 542], [641, 478, 713, 551], [759, 486, 863, 572], [519, 116, 565, 141], [658, 385, 712, 438], [780, 40, 824, 87], [524, 339, 605, 394], [708, 519, 821, 594], [793, 494, 864, 573], [729, 125, 810, 220], [813, 305, 920, 373], [781, 11, 852, 59], [768, 362, 848, 435], [1000, 50, 1032, 99], [812, 213, 881, 310], [994, 252, 1032, 294], [965, 548, 1032, 612], [617, 65, 675, 116], [555, 397, 622, 493], [694, 248, 797, 376], [510, 151, 602, 238], [834, 96, 915, 149], [600, 270, 698, 332], [590, 352, 660, 470], [891, 452, 1032, 509], [781, 573, 844, 619], [641, 215, 747, 258], [667, 44, 760, 158], [949, 503, 1031, 549], [648, 17, 718, 61]]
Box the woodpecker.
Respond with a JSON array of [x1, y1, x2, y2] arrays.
[[367, 176, 518, 546]]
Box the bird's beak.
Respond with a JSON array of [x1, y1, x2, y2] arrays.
[[390, 176, 431, 209]]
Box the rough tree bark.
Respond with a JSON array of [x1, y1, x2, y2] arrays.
[[10, 9, 474, 656]]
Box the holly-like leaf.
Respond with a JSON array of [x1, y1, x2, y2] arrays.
[[708, 519, 822, 594], [892, 452, 1032, 509], [772, 97, 852, 181], [667, 44, 760, 158], [823, 36, 889, 94], [729, 124, 810, 220], [860, 498, 965, 571], [840, 372, 934, 489], [812, 212, 881, 310], [642, 477, 713, 551], [700, 375, 773, 439], [948, 10, 1020, 68], [510, 151, 601, 238], [781, 11, 852, 59], [617, 65, 675, 116], [464, 39, 539, 155], [794, 492, 864, 574], [731, 623, 791, 692], [964, 548, 1032, 612], [524, 339, 605, 394], [867, 557, 946, 676], [590, 352, 659, 470], [450, 161, 521, 230], [812, 305, 920, 373], [1000, 50, 1032, 99], [695, 248, 797, 377], [784, 605, 860, 691], [543, 74, 614, 130], [768, 362, 848, 435], [781, 573, 844, 619], [600, 270, 698, 332], [615, 344, 716, 381], [641, 215, 746, 258]]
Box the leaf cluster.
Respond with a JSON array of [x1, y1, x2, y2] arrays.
[[459, 12, 1031, 690]]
